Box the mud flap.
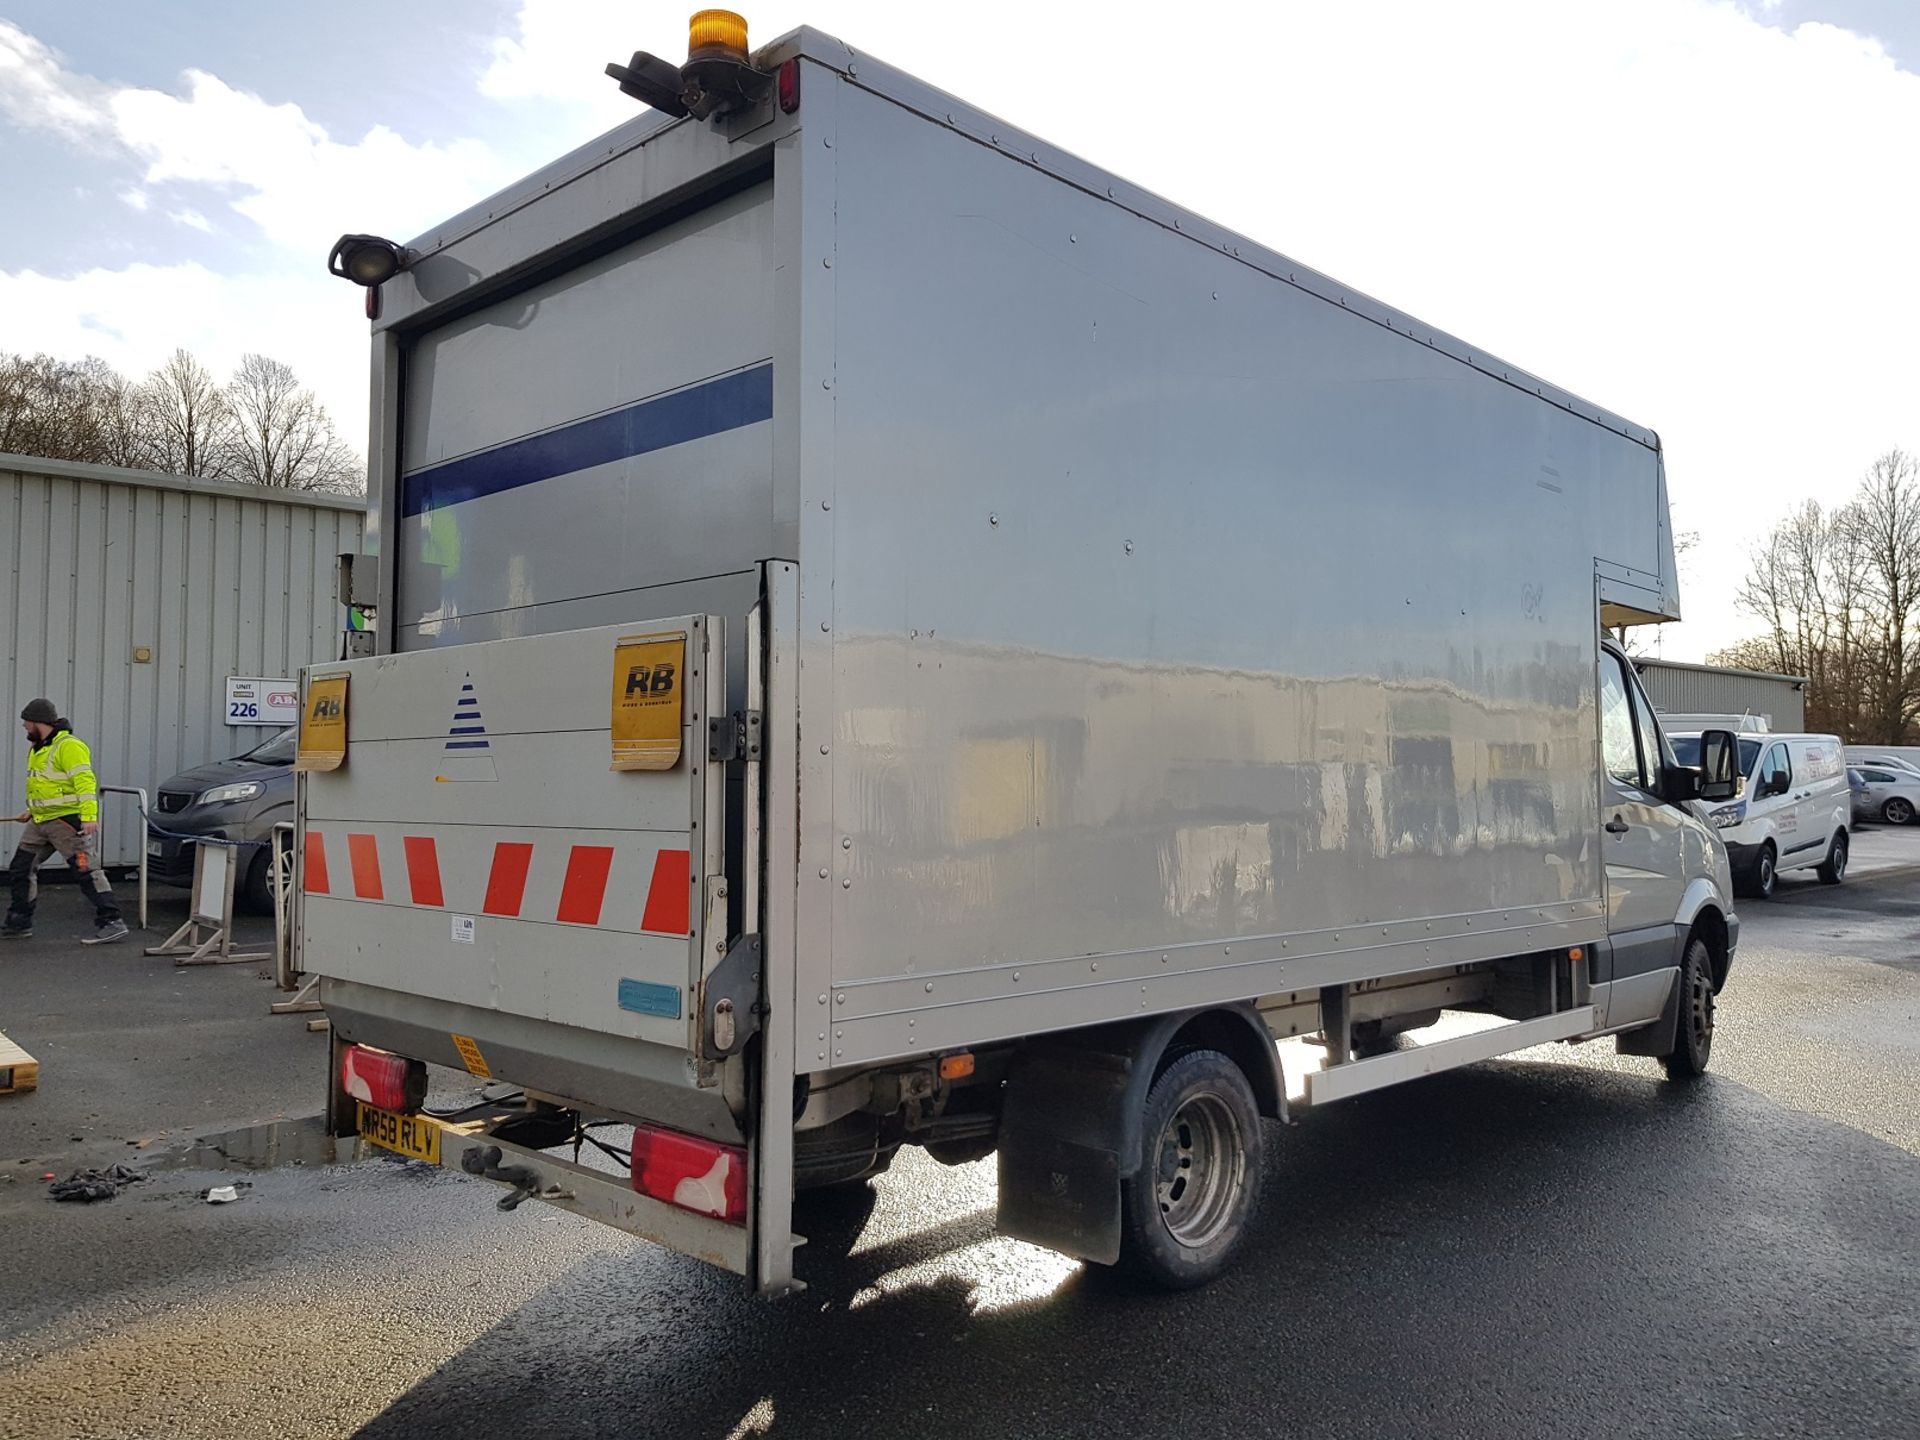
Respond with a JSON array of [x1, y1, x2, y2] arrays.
[[997, 1044, 1131, 1264], [1615, 971, 1681, 1058]]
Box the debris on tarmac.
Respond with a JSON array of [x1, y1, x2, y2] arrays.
[[48, 1164, 145, 1202], [202, 1182, 252, 1204]]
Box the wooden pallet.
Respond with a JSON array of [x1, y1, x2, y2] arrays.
[[0, 1029, 39, 1096]]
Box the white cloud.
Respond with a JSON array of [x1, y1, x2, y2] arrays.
[[0, 31, 511, 251], [0, 17, 515, 465], [0, 22, 110, 139], [0, 262, 372, 451]]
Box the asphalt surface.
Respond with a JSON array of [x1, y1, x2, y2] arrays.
[[1, 850, 1917, 1440]]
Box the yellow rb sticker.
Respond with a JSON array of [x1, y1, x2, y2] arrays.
[[611, 632, 686, 771], [295, 675, 349, 772]]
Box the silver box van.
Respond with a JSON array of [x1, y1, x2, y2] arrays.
[[298, 20, 1744, 1295], [1674, 731, 1850, 896]]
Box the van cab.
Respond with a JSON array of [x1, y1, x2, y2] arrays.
[[1671, 731, 1850, 897]]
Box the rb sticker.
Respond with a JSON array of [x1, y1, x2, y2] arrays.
[[611, 631, 686, 771]]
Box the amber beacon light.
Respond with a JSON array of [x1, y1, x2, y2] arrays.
[[606, 9, 772, 120], [687, 9, 750, 62]]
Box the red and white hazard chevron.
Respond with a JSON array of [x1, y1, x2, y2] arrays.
[[303, 830, 693, 937]]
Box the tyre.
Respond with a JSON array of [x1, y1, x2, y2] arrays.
[[1117, 1049, 1262, 1290], [1661, 936, 1716, 1081], [1884, 796, 1915, 826], [1747, 842, 1777, 900], [1817, 830, 1848, 885]]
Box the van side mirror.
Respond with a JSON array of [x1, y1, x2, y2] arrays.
[[1695, 729, 1740, 802], [1664, 766, 1703, 803]]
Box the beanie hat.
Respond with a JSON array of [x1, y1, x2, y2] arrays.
[[19, 698, 58, 725]]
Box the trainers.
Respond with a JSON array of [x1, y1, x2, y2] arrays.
[[0, 925, 29, 940], [82, 920, 129, 945]]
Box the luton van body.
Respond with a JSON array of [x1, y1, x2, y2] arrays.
[[298, 20, 1742, 1293]]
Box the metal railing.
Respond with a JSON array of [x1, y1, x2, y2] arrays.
[[99, 784, 149, 931]]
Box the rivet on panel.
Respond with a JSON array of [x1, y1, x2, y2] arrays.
[[909, 1019, 916, 1027], [822, 621, 831, 632], [835, 1049, 843, 1058], [818, 994, 828, 1005], [818, 1033, 825, 1042], [818, 1052, 826, 1061], [822, 500, 831, 511], [1013, 971, 1021, 982], [925, 982, 934, 993], [822, 257, 832, 268], [822, 378, 833, 389], [842, 837, 852, 849], [819, 869, 829, 880], [842, 878, 851, 889], [1090, 962, 1098, 972], [989, 513, 999, 526], [1124, 540, 1134, 554], [836, 993, 846, 1005], [1069, 233, 1077, 244]]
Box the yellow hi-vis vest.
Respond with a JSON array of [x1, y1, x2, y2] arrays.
[[26, 730, 99, 823]]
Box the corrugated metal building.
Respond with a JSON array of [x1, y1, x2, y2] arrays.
[[2, 453, 364, 867], [1636, 657, 1807, 732]]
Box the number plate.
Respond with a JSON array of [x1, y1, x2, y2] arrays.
[[356, 1103, 442, 1164], [147, 840, 163, 857]]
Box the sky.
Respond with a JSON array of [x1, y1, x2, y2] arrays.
[[1, 0, 1915, 661]]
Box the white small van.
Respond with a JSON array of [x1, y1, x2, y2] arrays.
[[1672, 731, 1851, 898]]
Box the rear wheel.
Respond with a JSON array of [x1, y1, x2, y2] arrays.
[[1817, 830, 1848, 885], [1884, 796, 1915, 826], [1661, 936, 1716, 1081], [1117, 1049, 1262, 1290]]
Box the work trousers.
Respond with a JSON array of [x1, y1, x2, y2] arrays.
[[7, 816, 121, 925]]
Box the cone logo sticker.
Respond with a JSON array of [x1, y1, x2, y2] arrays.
[[435, 675, 498, 783]]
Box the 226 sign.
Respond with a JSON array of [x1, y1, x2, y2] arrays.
[[610, 631, 686, 772]]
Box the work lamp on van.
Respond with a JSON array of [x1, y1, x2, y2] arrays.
[[326, 233, 414, 288]]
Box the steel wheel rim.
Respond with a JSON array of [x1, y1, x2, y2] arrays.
[[1888, 799, 1914, 825], [1832, 838, 1847, 877], [1688, 955, 1715, 1056], [1759, 851, 1775, 893], [1154, 1092, 1245, 1249]]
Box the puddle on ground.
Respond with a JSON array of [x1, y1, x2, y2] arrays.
[[147, 1114, 372, 1173]]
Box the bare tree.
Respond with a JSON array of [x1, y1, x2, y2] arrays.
[[221, 353, 361, 493], [141, 348, 232, 478], [1730, 450, 1920, 742], [0, 351, 123, 462], [1846, 449, 1920, 743]]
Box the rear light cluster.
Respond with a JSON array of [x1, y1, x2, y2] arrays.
[[340, 1044, 428, 1113], [631, 1123, 748, 1225]]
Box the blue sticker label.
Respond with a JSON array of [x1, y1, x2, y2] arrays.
[[618, 978, 682, 1019]]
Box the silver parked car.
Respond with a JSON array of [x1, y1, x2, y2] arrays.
[[147, 728, 296, 911], [1852, 765, 1920, 826]]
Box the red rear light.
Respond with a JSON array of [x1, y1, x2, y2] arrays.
[[777, 57, 800, 114], [339, 1044, 427, 1113], [630, 1123, 748, 1224]]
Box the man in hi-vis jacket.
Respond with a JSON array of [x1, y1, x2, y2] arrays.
[[4, 698, 128, 944]]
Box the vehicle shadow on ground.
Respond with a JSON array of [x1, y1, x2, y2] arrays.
[[356, 1059, 1920, 1440]]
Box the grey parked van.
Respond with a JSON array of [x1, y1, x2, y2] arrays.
[[147, 729, 295, 912]]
